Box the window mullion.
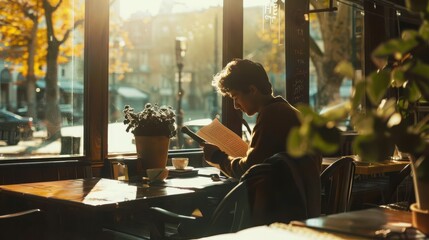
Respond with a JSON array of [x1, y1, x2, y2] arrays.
[[222, 0, 243, 135], [84, 0, 109, 164]]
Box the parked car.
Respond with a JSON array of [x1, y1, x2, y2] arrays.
[[0, 110, 34, 145], [182, 118, 253, 148]]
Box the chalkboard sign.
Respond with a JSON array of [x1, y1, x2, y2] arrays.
[[285, 1, 309, 105]]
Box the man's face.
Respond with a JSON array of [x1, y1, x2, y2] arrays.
[[228, 89, 258, 116]]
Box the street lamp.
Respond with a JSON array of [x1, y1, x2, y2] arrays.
[[175, 37, 187, 148]]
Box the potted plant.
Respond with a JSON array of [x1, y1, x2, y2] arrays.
[[287, 0, 429, 234], [123, 103, 176, 174]]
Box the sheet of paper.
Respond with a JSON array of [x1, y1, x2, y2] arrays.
[[196, 118, 248, 158], [198, 224, 343, 240]]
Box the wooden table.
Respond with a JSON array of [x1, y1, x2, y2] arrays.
[[297, 207, 425, 239], [0, 178, 199, 209], [198, 208, 427, 239], [322, 157, 409, 175], [0, 170, 236, 239]]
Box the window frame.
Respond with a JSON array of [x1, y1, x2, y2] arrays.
[[85, 0, 110, 166], [0, 0, 313, 168], [86, 0, 248, 165], [4, 0, 412, 173]]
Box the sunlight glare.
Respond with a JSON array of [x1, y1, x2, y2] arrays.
[[120, 0, 224, 19]]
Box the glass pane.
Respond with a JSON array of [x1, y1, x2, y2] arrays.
[[109, 0, 223, 153], [243, 0, 286, 128], [309, 0, 364, 130], [0, 0, 85, 159]]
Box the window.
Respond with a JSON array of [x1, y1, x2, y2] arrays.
[[108, 0, 224, 153], [0, 0, 395, 166], [309, 0, 364, 130], [0, 0, 84, 159], [243, 0, 286, 127], [309, 1, 363, 111]]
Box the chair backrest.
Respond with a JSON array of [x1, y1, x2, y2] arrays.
[[386, 163, 413, 204], [320, 156, 356, 215], [208, 152, 321, 234], [0, 208, 44, 239]]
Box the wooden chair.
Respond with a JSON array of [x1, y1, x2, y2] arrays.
[[386, 163, 412, 203], [381, 163, 414, 210], [320, 156, 356, 215], [0, 208, 45, 240], [147, 152, 321, 239]]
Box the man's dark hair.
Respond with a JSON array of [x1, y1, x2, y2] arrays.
[[212, 58, 272, 96]]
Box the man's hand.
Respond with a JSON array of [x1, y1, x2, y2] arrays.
[[203, 143, 227, 164], [205, 160, 220, 169]]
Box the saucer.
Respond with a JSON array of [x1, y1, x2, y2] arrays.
[[167, 166, 194, 172], [167, 167, 198, 178]]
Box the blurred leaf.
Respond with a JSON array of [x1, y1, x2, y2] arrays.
[[353, 133, 394, 163], [352, 113, 374, 134], [405, 80, 422, 102], [407, 61, 429, 100], [287, 127, 309, 157], [335, 61, 355, 79], [419, 21, 429, 40], [413, 77, 429, 101], [392, 127, 426, 154], [296, 104, 318, 119], [391, 67, 406, 87], [319, 101, 350, 121], [408, 60, 429, 82], [352, 81, 366, 109], [377, 98, 397, 120], [297, 105, 328, 126], [396, 98, 409, 113], [367, 70, 390, 105], [405, 0, 429, 13], [387, 113, 402, 128], [372, 38, 418, 58], [312, 126, 341, 154], [401, 29, 419, 41]]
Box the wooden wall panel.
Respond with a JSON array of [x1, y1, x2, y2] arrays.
[[0, 161, 91, 184]]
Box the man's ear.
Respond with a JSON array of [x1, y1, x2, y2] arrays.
[[248, 85, 258, 95]]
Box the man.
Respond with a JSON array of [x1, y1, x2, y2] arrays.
[[203, 58, 301, 179]]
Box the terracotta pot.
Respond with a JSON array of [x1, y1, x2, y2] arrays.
[[135, 136, 170, 175], [410, 156, 429, 210], [411, 203, 429, 235]]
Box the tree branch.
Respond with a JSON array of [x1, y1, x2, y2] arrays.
[[59, 19, 84, 45], [52, 0, 63, 11]]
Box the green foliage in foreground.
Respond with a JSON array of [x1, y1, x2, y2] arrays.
[[287, 0, 429, 181]]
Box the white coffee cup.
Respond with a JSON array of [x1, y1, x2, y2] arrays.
[[146, 168, 169, 182], [172, 158, 189, 170]]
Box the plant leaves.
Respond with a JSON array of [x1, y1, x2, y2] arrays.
[[391, 67, 406, 87], [352, 81, 365, 109], [401, 29, 419, 41], [367, 70, 390, 105], [353, 133, 394, 163], [312, 126, 341, 154], [372, 38, 418, 58], [419, 21, 429, 40], [351, 113, 374, 134], [287, 127, 309, 157], [392, 128, 426, 155], [404, 80, 422, 102], [407, 61, 429, 100], [377, 98, 398, 121], [405, 0, 429, 13], [335, 61, 355, 79], [319, 101, 350, 121]]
